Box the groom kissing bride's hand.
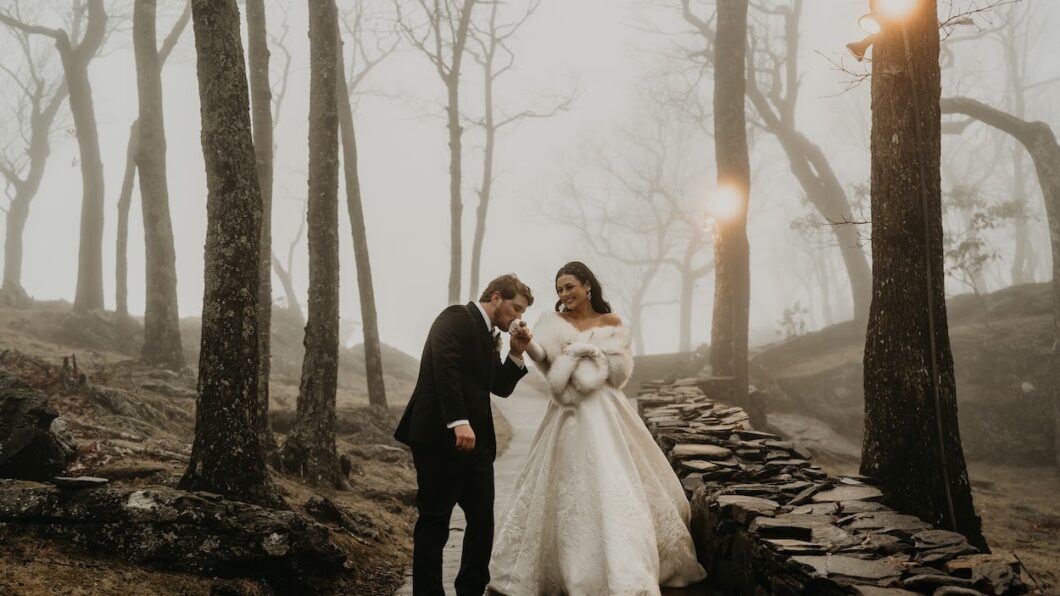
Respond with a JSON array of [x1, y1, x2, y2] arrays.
[[394, 274, 535, 596]]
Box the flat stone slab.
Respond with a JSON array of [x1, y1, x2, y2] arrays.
[[680, 460, 721, 473], [851, 587, 919, 596], [52, 476, 110, 488], [838, 511, 932, 536], [792, 554, 902, 583], [715, 495, 779, 523], [812, 485, 884, 503], [672, 444, 734, 460]]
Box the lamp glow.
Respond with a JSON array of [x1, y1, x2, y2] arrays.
[[711, 184, 744, 224], [874, 0, 919, 21], [858, 13, 881, 35]]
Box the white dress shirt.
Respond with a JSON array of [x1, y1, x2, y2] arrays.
[[447, 302, 525, 429]]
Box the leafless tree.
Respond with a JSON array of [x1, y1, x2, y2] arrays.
[[679, 0, 872, 323], [180, 0, 284, 509], [115, 1, 189, 318], [280, 0, 346, 490], [941, 96, 1060, 474], [132, 0, 188, 370], [396, 0, 477, 304], [861, 0, 984, 547], [464, 0, 573, 299], [699, 0, 752, 407], [0, 0, 107, 312], [554, 103, 714, 353], [246, 0, 278, 459], [336, 2, 397, 409], [0, 2, 72, 305]]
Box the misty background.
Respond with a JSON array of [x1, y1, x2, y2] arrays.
[[4, 0, 1059, 357]]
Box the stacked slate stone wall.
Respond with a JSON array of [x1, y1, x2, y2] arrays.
[[637, 379, 1028, 596]]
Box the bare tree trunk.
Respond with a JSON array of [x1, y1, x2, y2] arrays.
[[0, 69, 67, 303], [813, 252, 834, 326], [134, 0, 184, 370], [246, 0, 278, 460], [336, 35, 387, 409], [468, 84, 495, 301], [941, 96, 1060, 475], [280, 0, 345, 490], [271, 252, 305, 327], [446, 0, 476, 304], [861, 4, 985, 548], [179, 0, 284, 509], [60, 1, 108, 313], [710, 0, 751, 408], [115, 122, 139, 316], [679, 264, 694, 353], [115, 2, 189, 318]]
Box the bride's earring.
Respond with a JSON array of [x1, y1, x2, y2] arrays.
[[587, 290, 593, 301]]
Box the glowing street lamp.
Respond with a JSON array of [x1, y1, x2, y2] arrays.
[[873, 0, 920, 21], [711, 183, 744, 225], [848, 0, 922, 62]]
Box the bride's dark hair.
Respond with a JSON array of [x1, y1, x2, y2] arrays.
[[554, 261, 612, 314]]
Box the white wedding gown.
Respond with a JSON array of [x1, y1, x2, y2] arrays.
[[488, 312, 706, 596]]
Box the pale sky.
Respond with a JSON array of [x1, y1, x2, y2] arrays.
[[3, 0, 1059, 356]]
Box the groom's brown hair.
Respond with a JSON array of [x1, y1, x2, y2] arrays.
[[480, 274, 534, 306]]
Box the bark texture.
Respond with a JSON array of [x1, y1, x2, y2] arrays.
[[133, 0, 185, 370], [861, 3, 985, 548], [116, 1, 189, 317], [336, 34, 387, 409], [445, 0, 476, 304], [280, 0, 344, 489], [709, 0, 752, 408], [179, 0, 283, 508], [64, 0, 107, 312], [246, 0, 278, 459], [941, 96, 1060, 474]]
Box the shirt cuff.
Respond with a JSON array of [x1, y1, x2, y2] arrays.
[[509, 353, 525, 369], [446, 420, 470, 429]]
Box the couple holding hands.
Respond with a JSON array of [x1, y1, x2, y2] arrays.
[[395, 262, 706, 596]]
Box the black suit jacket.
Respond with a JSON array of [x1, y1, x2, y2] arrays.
[[395, 303, 526, 461]]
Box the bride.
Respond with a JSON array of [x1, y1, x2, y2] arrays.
[[488, 261, 706, 596]]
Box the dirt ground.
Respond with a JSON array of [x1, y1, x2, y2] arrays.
[[0, 302, 525, 595], [0, 303, 429, 595]]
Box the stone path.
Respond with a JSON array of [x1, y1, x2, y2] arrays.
[[396, 387, 716, 595]]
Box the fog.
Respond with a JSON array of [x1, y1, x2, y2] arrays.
[[4, 0, 1059, 356]]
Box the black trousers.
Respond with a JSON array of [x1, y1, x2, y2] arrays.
[[411, 447, 495, 596]]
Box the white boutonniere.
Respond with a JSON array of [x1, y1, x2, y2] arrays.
[[492, 329, 503, 353]]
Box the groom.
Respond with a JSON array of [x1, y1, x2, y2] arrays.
[[395, 274, 534, 596]]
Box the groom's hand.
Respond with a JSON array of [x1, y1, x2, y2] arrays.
[[454, 424, 476, 452], [509, 323, 532, 356]]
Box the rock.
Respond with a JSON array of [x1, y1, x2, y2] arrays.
[[851, 587, 919, 596], [0, 480, 345, 579], [0, 374, 78, 481], [970, 561, 1026, 596], [837, 511, 932, 537], [812, 485, 884, 503], [52, 476, 109, 489], [672, 443, 734, 460], [903, 574, 976, 591], [791, 554, 902, 584], [303, 496, 380, 542], [680, 460, 721, 473], [715, 495, 779, 523], [932, 588, 987, 596], [793, 501, 888, 516]]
